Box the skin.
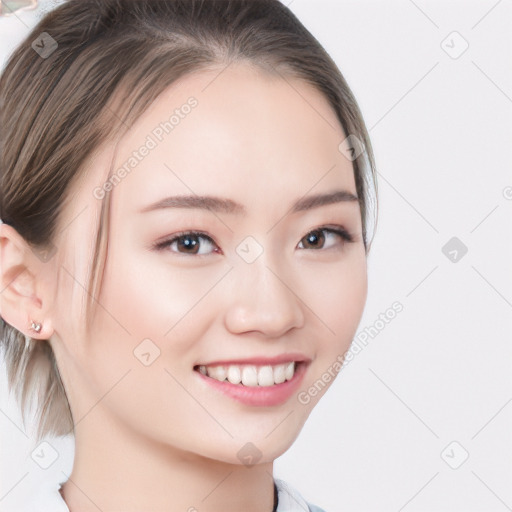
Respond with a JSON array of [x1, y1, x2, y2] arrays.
[[0, 62, 367, 511]]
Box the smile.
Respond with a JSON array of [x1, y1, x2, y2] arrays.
[[194, 362, 297, 387], [193, 361, 309, 407]]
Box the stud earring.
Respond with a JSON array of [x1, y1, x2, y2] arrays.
[[30, 321, 42, 333]]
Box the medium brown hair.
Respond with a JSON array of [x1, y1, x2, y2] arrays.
[[0, 0, 378, 443]]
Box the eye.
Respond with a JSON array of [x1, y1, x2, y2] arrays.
[[154, 231, 219, 256], [297, 226, 354, 250], [153, 226, 354, 257]]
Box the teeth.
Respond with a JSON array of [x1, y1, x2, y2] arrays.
[[199, 362, 298, 386], [257, 365, 274, 387], [208, 365, 227, 381], [227, 365, 242, 384], [242, 365, 258, 386], [285, 361, 295, 381], [273, 364, 286, 384]]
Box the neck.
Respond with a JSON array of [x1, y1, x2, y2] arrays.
[[60, 408, 276, 512]]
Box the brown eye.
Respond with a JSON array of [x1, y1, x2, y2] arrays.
[[297, 227, 353, 251], [155, 231, 218, 256], [301, 229, 326, 249], [175, 234, 202, 254]]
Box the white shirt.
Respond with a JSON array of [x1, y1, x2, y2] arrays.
[[27, 477, 326, 512]]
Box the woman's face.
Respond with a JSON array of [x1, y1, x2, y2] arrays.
[[50, 62, 367, 464]]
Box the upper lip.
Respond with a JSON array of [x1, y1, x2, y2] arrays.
[[195, 353, 312, 367]]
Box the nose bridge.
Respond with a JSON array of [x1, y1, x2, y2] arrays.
[[223, 250, 305, 337]]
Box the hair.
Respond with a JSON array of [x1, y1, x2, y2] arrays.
[[0, 0, 378, 443]]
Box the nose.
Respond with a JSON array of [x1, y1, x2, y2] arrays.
[[223, 259, 305, 338]]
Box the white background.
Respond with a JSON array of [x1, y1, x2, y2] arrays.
[[1, 1, 511, 511]]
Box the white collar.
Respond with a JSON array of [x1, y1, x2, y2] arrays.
[[274, 477, 319, 511]]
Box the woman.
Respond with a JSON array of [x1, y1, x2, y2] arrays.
[[0, 0, 377, 510]]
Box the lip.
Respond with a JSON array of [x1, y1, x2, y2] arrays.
[[194, 360, 309, 407], [195, 353, 311, 367]]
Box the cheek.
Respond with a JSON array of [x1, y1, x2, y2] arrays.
[[293, 253, 367, 409], [308, 251, 367, 354], [97, 243, 229, 357], [75, 253, 201, 430], [330, 265, 366, 330]]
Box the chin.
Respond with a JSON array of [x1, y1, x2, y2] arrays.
[[199, 423, 306, 466]]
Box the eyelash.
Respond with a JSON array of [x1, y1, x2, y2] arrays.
[[153, 226, 355, 256]]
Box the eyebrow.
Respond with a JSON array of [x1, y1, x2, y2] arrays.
[[139, 190, 359, 215]]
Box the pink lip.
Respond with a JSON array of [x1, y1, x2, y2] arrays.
[[196, 353, 311, 367], [194, 361, 309, 407]]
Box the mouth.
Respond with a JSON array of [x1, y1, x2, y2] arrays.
[[193, 361, 305, 387], [193, 360, 309, 406]]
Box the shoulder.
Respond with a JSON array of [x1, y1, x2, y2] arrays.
[[274, 478, 327, 512]]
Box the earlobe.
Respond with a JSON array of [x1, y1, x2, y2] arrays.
[[27, 318, 54, 340], [0, 223, 54, 340]]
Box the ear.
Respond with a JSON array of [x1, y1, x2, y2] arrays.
[[0, 222, 54, 340]]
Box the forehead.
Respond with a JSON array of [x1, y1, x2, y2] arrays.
[[71, 62, 357, 222]]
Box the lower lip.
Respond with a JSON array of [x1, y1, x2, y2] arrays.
[[194, 362, 308, 407]]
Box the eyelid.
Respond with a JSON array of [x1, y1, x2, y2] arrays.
[[313, 224, 354, 243]]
